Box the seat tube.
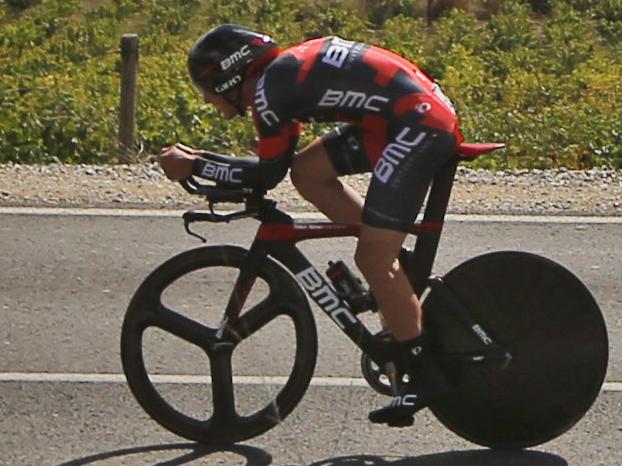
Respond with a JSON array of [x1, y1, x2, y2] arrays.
[[408, 158, 458, 297]]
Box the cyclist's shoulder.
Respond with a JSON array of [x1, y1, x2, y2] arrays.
[[256, 45, 311, 104], [280, 36, 330, 59], [255, 59, 299, 111], [263, 36, 366, 86], [262, 37, 327, 76], [262, 51, 300, 77]]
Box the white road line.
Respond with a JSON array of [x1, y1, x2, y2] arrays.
[[444, 214, 622, 224], [1, 206, 622, 223], [0, 372, 368, 387], [0, 372, 620, 392]]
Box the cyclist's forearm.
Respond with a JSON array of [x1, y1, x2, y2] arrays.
[[192, 152, 289, 190]]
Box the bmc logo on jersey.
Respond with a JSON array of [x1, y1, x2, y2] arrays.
[[319, 89, 389, 112], [200, 161, 243, 184], [254, 75, 280, 127], [374, 128, 427, 184], [322, 37, 355, 68]]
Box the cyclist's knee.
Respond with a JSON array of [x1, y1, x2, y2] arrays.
[[354, 245, 397, 279], [355, 225, 406, 280]]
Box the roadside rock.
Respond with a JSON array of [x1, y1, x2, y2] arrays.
[[0, 163, 620, 216]]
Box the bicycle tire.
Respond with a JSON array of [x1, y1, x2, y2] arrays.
[[121, 245, 318, 444], [422, 251, 608, 449]]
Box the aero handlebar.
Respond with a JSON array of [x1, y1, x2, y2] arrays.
[[179, 177, 256, 203]]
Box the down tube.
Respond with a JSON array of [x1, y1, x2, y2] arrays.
[[269, 244, 385, 362]]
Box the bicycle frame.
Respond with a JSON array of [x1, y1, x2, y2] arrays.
[[124, 141, 608, 448], [202, 154, 509, 368]]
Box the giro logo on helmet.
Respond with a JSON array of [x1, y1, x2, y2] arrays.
[[215, 75, 242, 93]]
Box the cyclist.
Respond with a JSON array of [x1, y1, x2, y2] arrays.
[[159, 24, 462, 427]]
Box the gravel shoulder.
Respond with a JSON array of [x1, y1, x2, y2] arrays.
[[0, 163, 620, 216]]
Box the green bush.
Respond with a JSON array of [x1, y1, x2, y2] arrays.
[[0, 0, 620, 168]]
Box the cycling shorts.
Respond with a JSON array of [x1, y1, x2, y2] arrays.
[[322, 121, 456, 232]]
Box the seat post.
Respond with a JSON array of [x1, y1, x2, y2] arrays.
[[408, 158, 459, 297]]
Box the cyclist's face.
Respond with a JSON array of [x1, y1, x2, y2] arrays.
[[201, 89, 239, 119]]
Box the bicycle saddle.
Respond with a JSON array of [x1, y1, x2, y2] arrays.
[[457, 142, 506, 159]]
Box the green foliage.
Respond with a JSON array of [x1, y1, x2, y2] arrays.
[[363, 0, 418, 27], [1, 0, 621, 168]]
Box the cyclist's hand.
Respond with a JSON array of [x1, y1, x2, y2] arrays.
[[159, 145, 196, 181]]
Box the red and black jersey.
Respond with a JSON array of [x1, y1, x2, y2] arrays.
[[193, 36, 462, 193], [252, 36, 463, 167]]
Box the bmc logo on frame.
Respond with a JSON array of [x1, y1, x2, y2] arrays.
[[295, 267, 357, 330]]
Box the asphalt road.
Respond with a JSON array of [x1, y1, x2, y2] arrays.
[[0, 210, 620, 466]]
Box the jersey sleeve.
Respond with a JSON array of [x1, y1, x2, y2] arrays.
[[192, 150, 293, 191], [252, 57, 303, 163]]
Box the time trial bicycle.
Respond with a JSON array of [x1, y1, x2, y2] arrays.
[[121, 142, 608, 449]]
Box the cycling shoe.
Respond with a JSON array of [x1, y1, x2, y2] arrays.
[[368, 391, 429, 426]]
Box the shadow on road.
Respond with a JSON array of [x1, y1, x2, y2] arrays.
[[55, 443, 568, 466], [55, 442, 273, 466], [304, 450, 568, 466]]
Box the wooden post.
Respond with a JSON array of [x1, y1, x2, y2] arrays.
[[427, 0, 434, 27], [119, 34, 139, 163]]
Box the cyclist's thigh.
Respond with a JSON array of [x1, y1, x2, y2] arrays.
[[291, 136, 341, 183], [362, 123, 456, 232]]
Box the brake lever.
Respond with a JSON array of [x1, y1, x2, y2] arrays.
[[183, 214, 207, 243], [182, 205, 261, 242]]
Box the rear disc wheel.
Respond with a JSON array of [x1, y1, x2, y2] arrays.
[[423, 251, 608, 449]]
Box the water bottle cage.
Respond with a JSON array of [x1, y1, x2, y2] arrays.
[[326, 260, 377, 314]]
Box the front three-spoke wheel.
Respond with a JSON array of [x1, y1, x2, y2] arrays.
[[121, 246, 318, 444]]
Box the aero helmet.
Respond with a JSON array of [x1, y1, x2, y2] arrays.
[[188, 24, 278, 95]]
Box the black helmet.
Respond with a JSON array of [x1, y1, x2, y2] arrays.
[[188, 24, 278, 95]]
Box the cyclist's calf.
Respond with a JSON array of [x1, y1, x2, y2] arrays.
[[355, 225, 423, 340]]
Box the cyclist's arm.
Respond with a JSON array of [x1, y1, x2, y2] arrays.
[[189, 113, 301, 190], [193, 59, 302, 190], [191, 130, 298, 190]]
